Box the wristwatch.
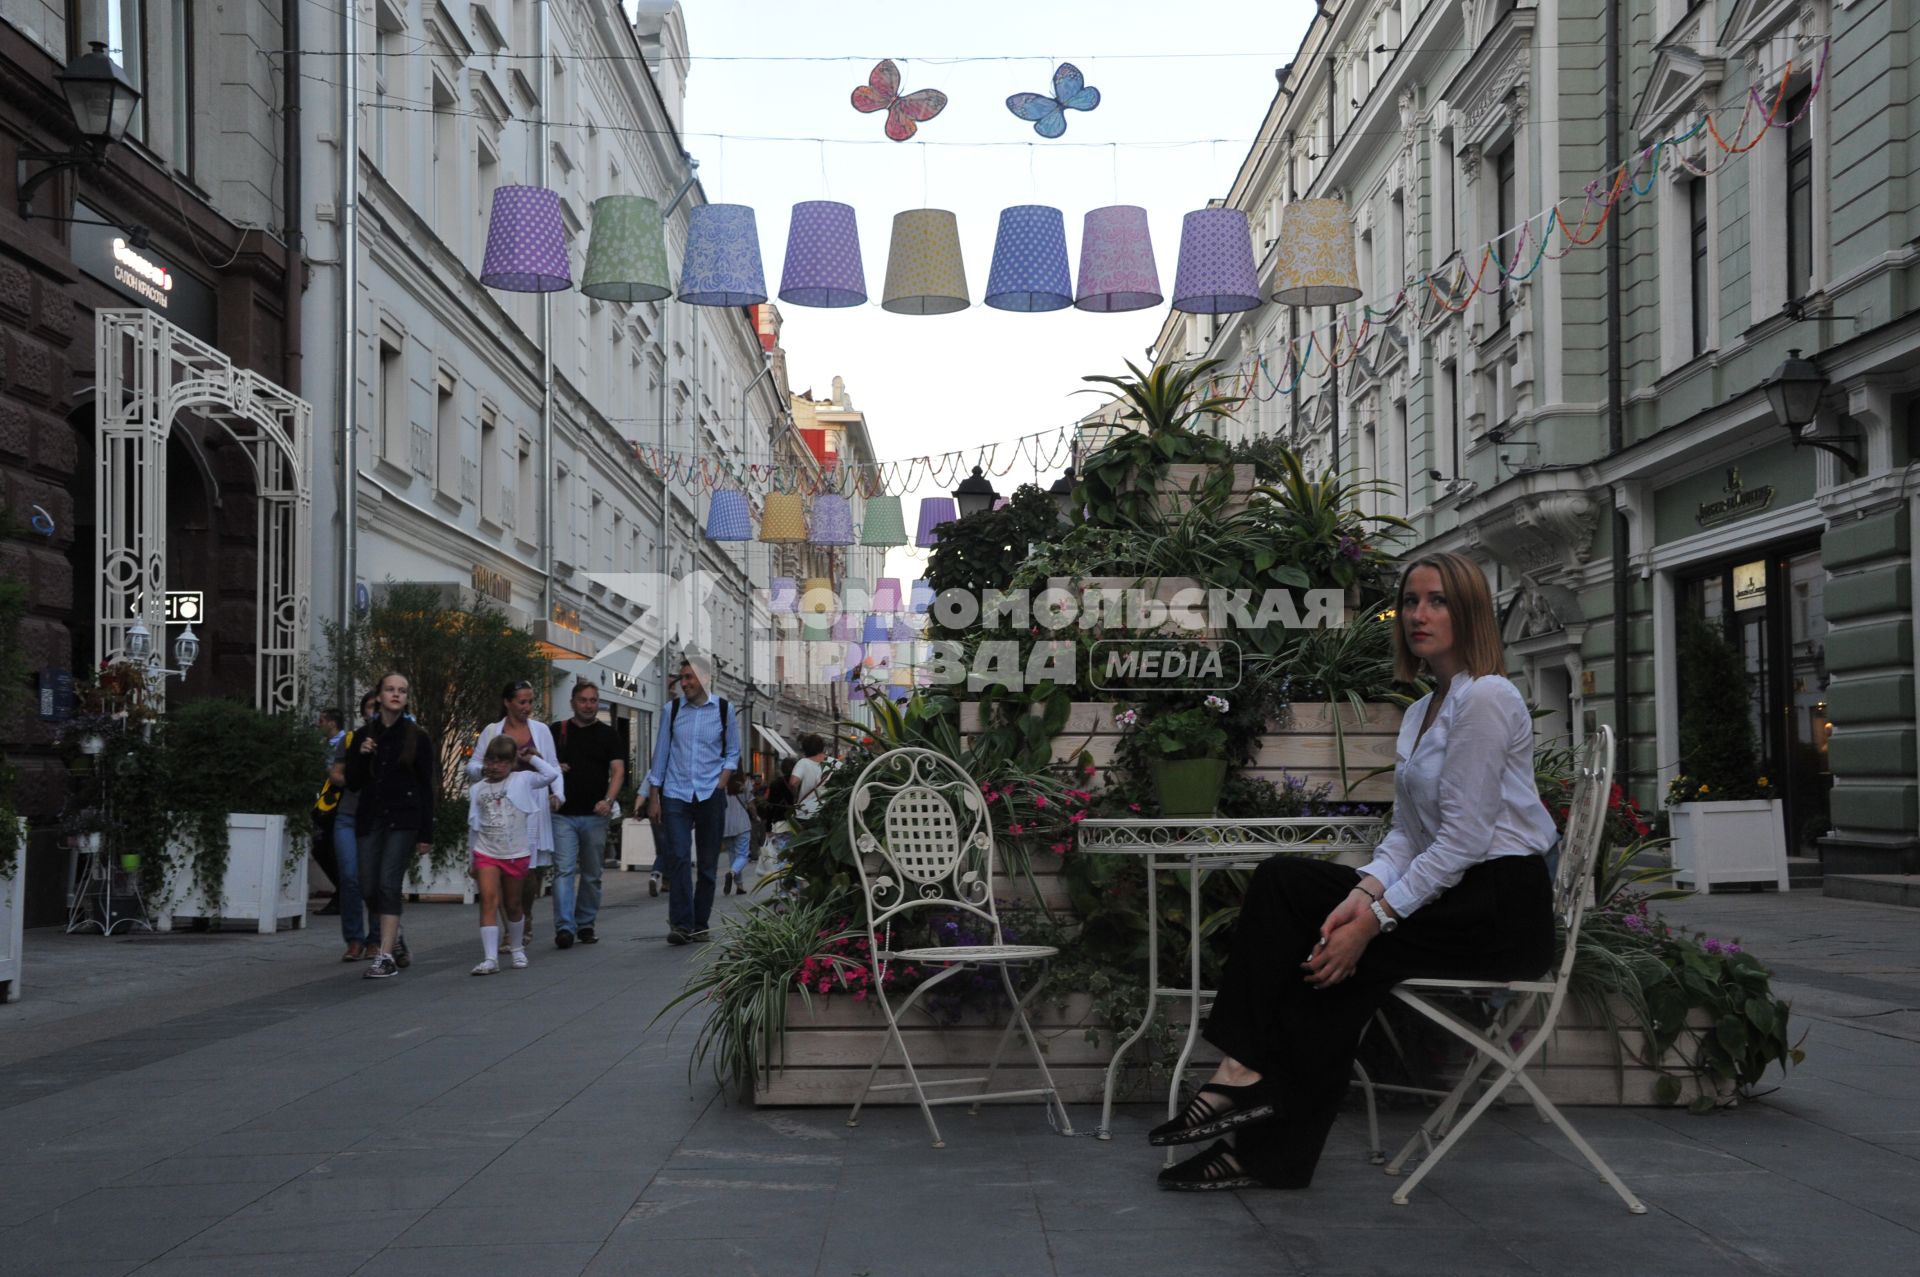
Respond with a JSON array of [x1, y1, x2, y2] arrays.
[[1368, 898, 1399, 933]]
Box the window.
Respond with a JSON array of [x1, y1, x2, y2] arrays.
[[1689, 178, 1710, 358], [1785, 89, 1813, 302], [480, 407, 504, 527], [373, 1, 407, 175], [1450, 361, 1463, 476], [516, 435, 535, 537], [434, 372, 461, 503], [1389, 192, 1405, 294], [432, 75, 460, 250], [1390, 398, 1409, 516], [377, 338, 406, 466], [476, 138, 499, 270], [1436, 131, 1456, 263], [1361, 421, 1379, 515], [1495, 145, 1517, 329], [1358, 228, 1374, 300]]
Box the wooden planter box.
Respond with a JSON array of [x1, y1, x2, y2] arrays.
[[1143, 463, 1261, 519], [1522, 1001, 1737, 1108], [1, 817, 23, 1002], [1669, 799, 1789, 893], [156, 813, 310, 934], [960, 700, 1400, 802]]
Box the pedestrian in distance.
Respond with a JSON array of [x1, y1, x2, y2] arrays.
[[345, 673, 437, 981], [467, 735, 561, 974], [468, 680, 564, 939], [326, 692, 381, 960], [549, 680, 625, 948], [644, 655, 740, 945], [722, 770, 753, 895], [311, 707, 346, 918]]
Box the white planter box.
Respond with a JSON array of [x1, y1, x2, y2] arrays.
[[406, 857, 476, 904], [157, 813, 310, 934], [1, 817, 24, 1002], [1670, 799, 1790, 894], [617, 819, 656, 872]]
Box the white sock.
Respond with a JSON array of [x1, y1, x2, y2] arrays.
[[481, 925, 499, 962], [508, 918, 525, 952]]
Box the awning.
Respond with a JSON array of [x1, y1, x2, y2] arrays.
[[755, 723, 798, 760]]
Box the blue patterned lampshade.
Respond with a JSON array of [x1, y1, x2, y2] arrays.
[[860, 494, 908, 547], [769, 576, 798, 613], [678, 203, 768, 306], [480, 185, 571, 292], [915, 497, 957, 547], [809, 492, 856, 545], [863, 615, 892, 644], [705, 488, 753, 541], [1170, 207, 1261, 314], [779, 200, 866, 308], [985, 204, 1073, 312], [910, 578, 934, 612]]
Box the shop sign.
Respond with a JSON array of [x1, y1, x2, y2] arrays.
[[471, 564, 512, 604], [128, 589, 204, 621], [608, 669, 641, 697], [1696, 468, 1773, 529], [72, 202, 217, 342], [1732, 560, 1768, 612]]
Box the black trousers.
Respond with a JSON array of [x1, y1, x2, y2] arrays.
[[1203, 854, 1554, 1187]]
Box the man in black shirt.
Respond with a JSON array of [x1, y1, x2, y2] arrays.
[[549, 680, 626, 948]]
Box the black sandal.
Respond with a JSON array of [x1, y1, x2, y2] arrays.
[[1157, 1140, 1261, 1192], [1147, 1081, 1277, 1147]]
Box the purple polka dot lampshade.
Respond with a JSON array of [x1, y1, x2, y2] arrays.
[[480, 185, 571, 293], [704, 488, 753, 541], [1076, 205, 1162, 312], [985, 205, 1073, 312], [779, 201, 867, 308], [808, 493, 856, 545], [1171, 207, 1261, 315], [678, 203, 768, 307], [915, 497, 957, 547]]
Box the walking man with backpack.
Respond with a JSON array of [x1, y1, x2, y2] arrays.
[[644, 655, 741, 945]]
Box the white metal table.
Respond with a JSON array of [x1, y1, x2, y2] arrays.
[[1076, 816, 1386, 1142]]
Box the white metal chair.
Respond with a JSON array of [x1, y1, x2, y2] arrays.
[[843, 747, 1074, 1147], [1381, 726, 1647, 1213]]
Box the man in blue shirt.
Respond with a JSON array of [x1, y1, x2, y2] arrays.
[[645, 656, 741, 944]]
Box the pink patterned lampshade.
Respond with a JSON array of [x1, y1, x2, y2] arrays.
[[779, 200, 867, 308], [872, 578, 902, 613], [1076, 205, 1161, 312], [480, 185, 571, 292], [1171, 207, 1260, 315]]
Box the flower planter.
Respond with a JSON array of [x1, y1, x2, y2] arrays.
[[1669, 799, 1789, 894], [156, 813, 310, 934], [406, 857, 476, 904], [617, 818, 658, 873], [1, 816, 24, 1002], [1151, 758, 1227, 816], [1520, 1000, 1738, 1108]]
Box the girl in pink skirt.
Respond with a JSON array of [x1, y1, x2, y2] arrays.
[[468, 735, 560, 974]]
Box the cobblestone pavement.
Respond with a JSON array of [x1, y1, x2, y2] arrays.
[[1, 875, 1915, 1275]]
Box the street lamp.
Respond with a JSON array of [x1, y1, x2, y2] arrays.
[[1763, 348, 1860, 474], [17, 43, 142, 216], [174, 624, 200, 673], [952, 465, 999, 519], [125, 618, 152, 662]]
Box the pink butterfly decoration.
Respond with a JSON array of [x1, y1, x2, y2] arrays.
[[851, 59, 948, 142]]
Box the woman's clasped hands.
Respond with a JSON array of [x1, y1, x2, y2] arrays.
[[1301, 886, 1383, 988]]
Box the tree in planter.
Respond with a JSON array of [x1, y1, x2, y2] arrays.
[[1666, 613, 1771, 804]]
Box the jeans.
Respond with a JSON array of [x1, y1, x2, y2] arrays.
[[551, 813, 608, 934], [659, 793, 727, 932], [728, 830, 753, 877], [358, 822, 418, 917], [332, 816, 371, 943]]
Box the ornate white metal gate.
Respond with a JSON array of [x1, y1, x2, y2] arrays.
[[94, 310, 313, 711]]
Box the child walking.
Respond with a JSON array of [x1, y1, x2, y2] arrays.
[[468, 735, 560, 974], [722, 771, 754, 895]]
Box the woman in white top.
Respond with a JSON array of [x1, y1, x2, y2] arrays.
[[789, 734, 829, 820], [1152, 551, 1559, 1192], [468, 681, 565, 925], [467, 735, 561, 974]]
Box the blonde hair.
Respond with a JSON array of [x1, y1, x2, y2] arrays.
[[483, 735, 520, 765], [1391, 551, 1505, 682]]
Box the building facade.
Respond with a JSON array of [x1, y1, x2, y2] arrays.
[[1160, 0, 1918, 874]]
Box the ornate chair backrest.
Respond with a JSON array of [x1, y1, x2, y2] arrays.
[[1549, 725, 1614, 976], [846, 746, 1000, 936]]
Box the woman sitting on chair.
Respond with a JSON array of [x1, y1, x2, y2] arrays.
[[1153, 551, 1560, 1191]]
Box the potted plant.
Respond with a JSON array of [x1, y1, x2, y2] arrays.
[[1664, 614, 1788, 893], [1124, 696, 1233, 816]]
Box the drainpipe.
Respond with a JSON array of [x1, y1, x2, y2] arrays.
[[1286, 128, 1300, 446], [1326, 55, 1341, 474], [281, 0, 301, 396], [539, 0, 555, 625], [1606, 0, 1630, 765], [338, 0, 358, 635]]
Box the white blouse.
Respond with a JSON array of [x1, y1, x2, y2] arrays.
[[1354, 672, 1557, 917], [467, 718, 566, 863]]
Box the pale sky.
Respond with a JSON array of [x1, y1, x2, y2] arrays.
[[678, 0, 1319, 582]]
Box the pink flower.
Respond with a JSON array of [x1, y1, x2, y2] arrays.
[[1033, 795, 1048, 808], [1049, 841, 1070, 855], [1128, 802, 1142, 813], [1008, 823, 1025, 835], [1069, 810, 1086, 824], [1083, 765, 1097, 776], [817, 979, 831, 993], [853, 989, 868, 1001]]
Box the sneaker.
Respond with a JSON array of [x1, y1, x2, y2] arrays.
[[648, 872, 661, 898], [510, 948, 529, 969], [364, 954, 398, 980], [723, 871, 735, 895], [393, 939, 411, 969], [555, 929, 575, 950], [577, 926, 597, 944], [689, 928, 711, 943], [470, 958, 499, 976], [666, 928, 689, 946]]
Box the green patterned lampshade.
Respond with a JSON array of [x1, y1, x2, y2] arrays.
[[860, 494, 908, 547], [581, 195, 671, 302]]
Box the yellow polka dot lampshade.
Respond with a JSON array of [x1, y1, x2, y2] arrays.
[[758, 492, 809, 544], [881, 209, 969, 315]]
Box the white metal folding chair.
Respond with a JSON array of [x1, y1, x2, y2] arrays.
[[843, 747, 1074, 1147], [1382, 726, 1647, 1213]]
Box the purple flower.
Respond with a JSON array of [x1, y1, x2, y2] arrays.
[[1337, 535, 1364, 562]]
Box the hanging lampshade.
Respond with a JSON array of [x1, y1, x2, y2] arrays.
[[872, 578, 902, 614], [779, 200, 866, 308], [580, 194, 670, 302], [479, 185, 570, 292], [833, 611, 861, 643], [678, 203, 767, 306], [808, 492, 856, 545], [1075, 204, 1161, 312], [992, 497, 1010, 511], [758, 491, 809, 543], [910, 578, 935, 612], [891, 616, 918, 642], [915, 497, 958, 547], [799, 577, 835, 614], [881, 209, 969, 315], [860, 494, 908, 547], [1271, 198, 1363, 306], [1170, 207, 1260, 314], [984, 204, 1073, 312], [769, 576, 798, 614], [863, 615, 893, 644], [704, 488, 753, 541]]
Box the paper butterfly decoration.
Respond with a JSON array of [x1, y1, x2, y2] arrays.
[[852, 59, 949, 142], [1006, 63, 1101, 138]]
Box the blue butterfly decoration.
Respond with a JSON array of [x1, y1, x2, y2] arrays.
[[1006, 63, 1101, 139]]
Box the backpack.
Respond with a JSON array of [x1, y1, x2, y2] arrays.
[[661, 696, 730, 773]]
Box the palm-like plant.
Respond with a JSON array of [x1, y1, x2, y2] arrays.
[[1080, 358, 1245, 436]]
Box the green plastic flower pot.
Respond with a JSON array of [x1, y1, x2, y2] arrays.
[[118, 854, 141, 872], [1151, 758, 1228, 817]]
